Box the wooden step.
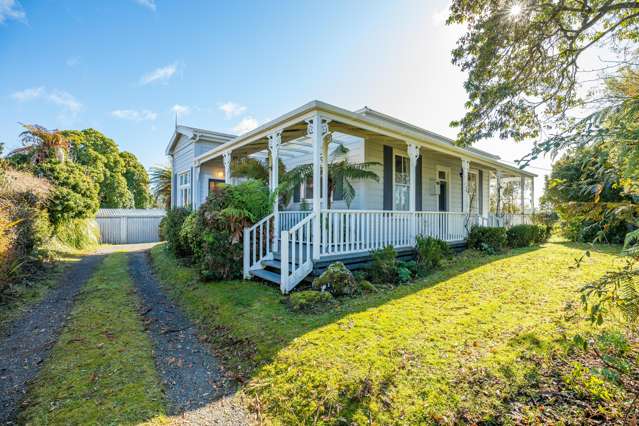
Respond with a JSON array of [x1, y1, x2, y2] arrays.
[[261, 259, 281, 270], [250, 268, 281, 284]]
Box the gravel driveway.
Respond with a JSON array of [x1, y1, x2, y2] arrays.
[[0, 252, 106, 424], [128, 252, 252, 425]]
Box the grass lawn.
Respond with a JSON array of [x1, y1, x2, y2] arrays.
[[19, 253, 167, 425], [150, 242, 624, 424]]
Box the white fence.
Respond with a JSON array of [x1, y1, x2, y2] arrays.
[[95, 209, 166, 244]]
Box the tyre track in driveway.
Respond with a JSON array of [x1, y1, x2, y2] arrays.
[[128, 251, 252, 425], [0, 252, 105, 424]]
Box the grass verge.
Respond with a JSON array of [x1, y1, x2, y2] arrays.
[[150, 242, 624, 424], [19, 253, 167, 425], [0, 243, 96, 333]]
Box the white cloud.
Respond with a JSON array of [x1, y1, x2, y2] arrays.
[[432, 7, 449, 26], [171, 104, 190, 116], [66, 56, 80, 67], [48, 90, 82, 113], [219, 101, 247, 119], [140, 63, 177, 85], [232, 116, 258, 135], [111, 109, 157, 121], [0, 0, 26, 24], [11, 87, 82, 113], [134, 0, 156, 11], [11, 86, 44, 102]]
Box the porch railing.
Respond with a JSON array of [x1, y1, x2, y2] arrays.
[[243, 213, 274, 279], [280, 211, 311, 231], [280, 212, 315, 293]]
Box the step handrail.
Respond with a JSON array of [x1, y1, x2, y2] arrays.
[[280, 212, 315, 293], [243, 213, 275, 279]]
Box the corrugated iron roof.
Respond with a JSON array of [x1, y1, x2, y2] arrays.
[[96, 208, 167, 218]]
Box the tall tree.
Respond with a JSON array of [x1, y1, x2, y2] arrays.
[[121, 151, 153, 208], [447, 0, 639, 146], [149, 165, 172, 209], [9, 124, 69, 164]]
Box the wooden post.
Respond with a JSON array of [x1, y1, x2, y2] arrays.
[[461, 159, 470, 213], [280, 231, 289, 293], [309, 113, 325, 261], [407, 143, 420, 242], [520, 175, 526, 218], [223, 150, 232, 184], [268, 131, 282, 253], [243, 228, 250, 279]]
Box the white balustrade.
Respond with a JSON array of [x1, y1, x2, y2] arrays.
[[280, 213, 315, 293], [243, 213, 275, 279], [279, 211, 311, 231]]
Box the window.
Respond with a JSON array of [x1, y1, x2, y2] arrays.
[[208, 178, 224, 194], [178, 171, 191, 207], [394, 155, 409, 211], [437, 167, 449, 212]]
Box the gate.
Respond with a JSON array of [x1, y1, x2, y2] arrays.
[[95, 209, 166, 244]]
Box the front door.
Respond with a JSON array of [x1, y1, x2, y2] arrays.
[[437, 169, 449, 239]]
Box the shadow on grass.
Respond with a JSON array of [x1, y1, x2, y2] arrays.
[[149, 243, 544, 380]]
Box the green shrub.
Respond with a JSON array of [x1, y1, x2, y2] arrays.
[[357, 279, 378, 293], [368, 245, 399, 284], [507, 224, 551, 248], [312, 262, 357, 296], [160, 207, 192, 258], [534, 224, 552, 243], [467, 226, 507, 254], [179, 212, 201, 262], [415, 235, 451, 275], [506, 224, 538, 248], [53, 218, 100, 250], [195, 180, 272, 280], [34, 160, 99, 227], [288, 290, 334, 313]]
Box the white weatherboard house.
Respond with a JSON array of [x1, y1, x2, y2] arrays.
[[166, 100, 535, 293]]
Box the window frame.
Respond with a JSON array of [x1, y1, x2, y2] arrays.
[[177, 170, 191, 207], [393, 152, 410, 211]]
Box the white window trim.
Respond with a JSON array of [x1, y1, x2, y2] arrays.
[[393, 151, 410, 211], [178, 170, 191, 208]]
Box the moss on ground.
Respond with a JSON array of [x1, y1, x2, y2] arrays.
[[19, 253, 167, 425], [150, 242, 624, 424]]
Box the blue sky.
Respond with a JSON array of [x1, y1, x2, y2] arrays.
[[0, 0, 553, 192]]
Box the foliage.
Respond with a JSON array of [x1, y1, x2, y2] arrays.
[[232, 157, 286, 184], [287, 290, 334, 313], [120, 151, 153, 208], [18, 254, 166, 424], [507, 224, 545, 248], [541, 144, 636, 243], [151, 242, 624, 424], [368, 245, 399, 284], [179, 212, 200, 261], [447, 1, 639, 145], [34, 160, 100, 227], [160, 207, 193, 258], [415, 235, 451, 275], [51, 218, 100, 250], [0, 167, 52, 300], [8, 124, 69, 164], [63, 129, 138, 208], [194, 180, 272, 280], [149, 164, 172, 209], [467, 225, 507, 254], [281, 144, 380, 208], [312, 262, 357, 296]]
